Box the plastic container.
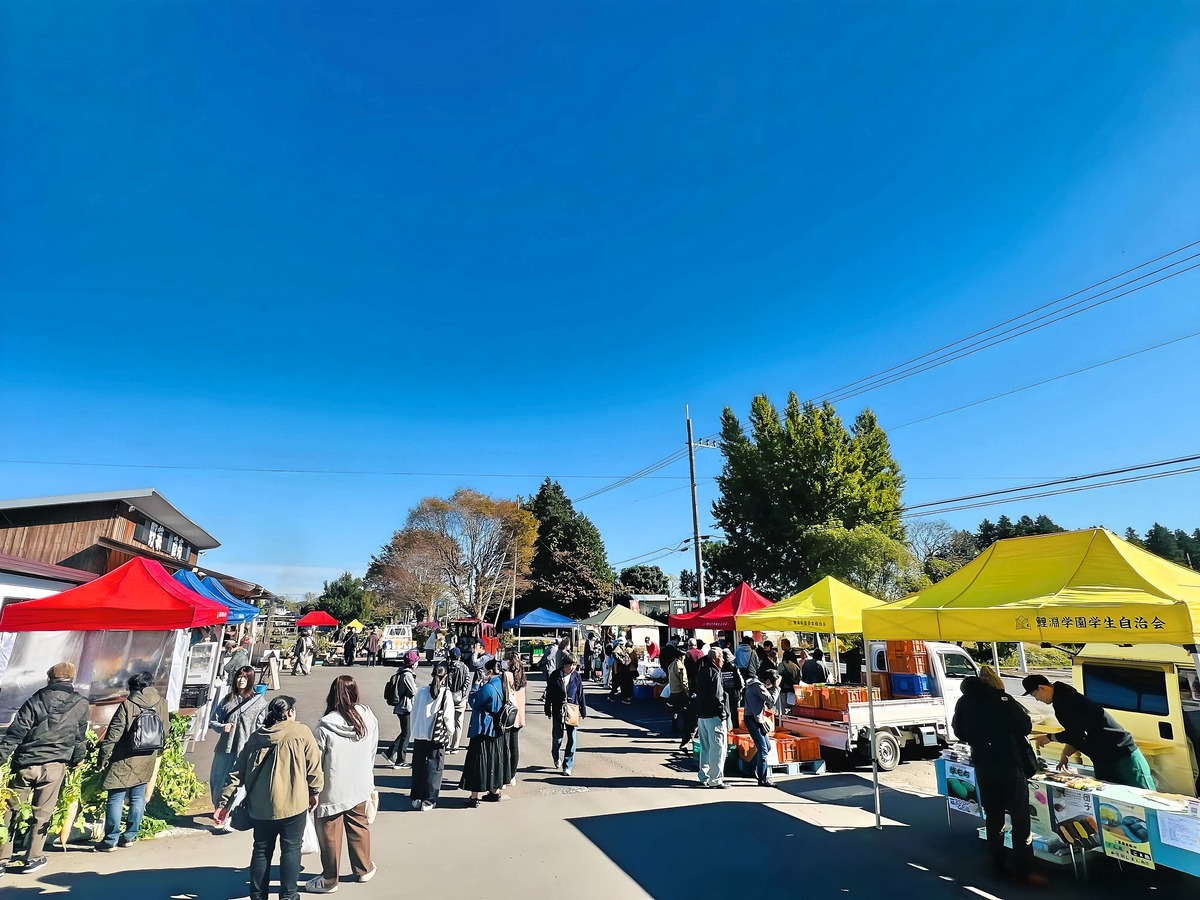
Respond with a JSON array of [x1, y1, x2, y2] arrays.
[[254, 684, 268, 696], [633, 683, 655, 701], [890, 672, 931, 696], [888, 653, 930, 676]]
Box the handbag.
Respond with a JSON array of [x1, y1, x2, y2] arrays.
[[563, 702, 581, 727], [365, 790, 380, 825], [758, 710, 776, 737], [660, 683, 672, 700], [301, 811, 318, 855]]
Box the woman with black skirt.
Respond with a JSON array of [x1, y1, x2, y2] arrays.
[[409, 663, 455, 811], [502, 650, 527, 787], [460, 657, 508, 807]]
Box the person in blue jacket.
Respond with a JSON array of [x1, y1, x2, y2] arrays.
[[459, 657, 509, 807], [545, 653, 588, 776]]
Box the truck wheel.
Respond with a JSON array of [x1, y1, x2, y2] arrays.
[[874, 732, 901, 772]]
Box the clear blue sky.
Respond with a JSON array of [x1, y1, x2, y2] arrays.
[[2, 2, 1198, 595]]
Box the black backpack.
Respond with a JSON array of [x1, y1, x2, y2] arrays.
[[384, 671, 405, 706], [492, 677, 519, 734], [128, 701, 165, 754]]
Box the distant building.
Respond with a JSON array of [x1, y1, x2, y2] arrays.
[[0, 489, 220, 576]]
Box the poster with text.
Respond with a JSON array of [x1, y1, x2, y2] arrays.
[[945, 762, 982, 818], [1047, 784, 1101, 850], [1099, 799, 1154, 869]]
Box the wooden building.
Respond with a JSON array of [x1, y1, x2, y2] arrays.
[[0, 489, 221, 577]]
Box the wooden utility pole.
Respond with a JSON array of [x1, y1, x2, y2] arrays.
[[686, 405, 706, 610]]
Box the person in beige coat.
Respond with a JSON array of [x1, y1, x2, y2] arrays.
[[217, 695, 322, 900], [95, 671, 169, 852], [502, 651, 527, 787]]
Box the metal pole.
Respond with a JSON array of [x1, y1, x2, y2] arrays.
[[1017, 641, 1028, 674], [866, 637, 882, 829], [991, 641, 1001, 672], [686, 405, 706, 609]]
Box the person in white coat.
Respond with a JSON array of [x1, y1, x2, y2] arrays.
[[306, 675, 379, 894], [409, 663, 456, 811]]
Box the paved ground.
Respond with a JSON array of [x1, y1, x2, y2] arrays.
[[3, 663, 1189, 898]]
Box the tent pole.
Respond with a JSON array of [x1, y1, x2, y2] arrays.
[[991, 641, 1000, 672], [866, 636, 882, 830], [832, 629, 841, 684]]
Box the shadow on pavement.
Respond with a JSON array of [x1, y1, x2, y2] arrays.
[[3, 865, 248, 899]]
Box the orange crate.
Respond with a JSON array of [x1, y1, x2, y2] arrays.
[[888, 653, 930, 676], [735, 734, 758, 761], [773, 736, 802, 763], [871, 672, 892, 700], [736, 707, 745, 728], [795, 735, 822, 761], [885, 641, 928, 657]]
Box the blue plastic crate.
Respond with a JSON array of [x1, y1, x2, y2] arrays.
[[890, 672, 930, 696]]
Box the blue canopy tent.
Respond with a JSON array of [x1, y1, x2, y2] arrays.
[[172, 570, 259, 624], [500, 608, 578, 630]]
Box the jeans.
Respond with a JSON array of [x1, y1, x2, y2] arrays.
[[746, 718, 772, 783], [551, 720, 577, 770], [250, 811, 306, 900], [103, 782, 147, 848], [1, 762, 66, 859], [366, 650, 378, 667], [390, 712, 411, 764], [697, 716, 727, 784]]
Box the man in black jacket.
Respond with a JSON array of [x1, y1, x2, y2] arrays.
[[693, 646, 728, 789], [0, 662, 90, 875], [953, 674, 1044, 885], [1023, 674, 1155, 789]]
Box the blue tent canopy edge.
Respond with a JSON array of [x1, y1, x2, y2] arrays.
[[500, 607, 577, 630]]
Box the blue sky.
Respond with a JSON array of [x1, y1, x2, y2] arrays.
[[2, 2, 1198, 595]]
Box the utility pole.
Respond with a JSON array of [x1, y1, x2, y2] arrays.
[[686, 405, 706, 610]]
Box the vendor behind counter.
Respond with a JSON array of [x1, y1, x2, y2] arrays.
[[1022, 674, 1155, 789]]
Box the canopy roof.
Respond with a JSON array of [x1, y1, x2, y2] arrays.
[[500, 608, 578, 630], [735, 576, 882, 633], [172, 569, 259, 624], [0, 557, 228, 632], [296, 610, 339, 627], [669, 582, 773, 630], [580, 605, 662, 629], [863, 528, 1200, 643], [346, 619, 365, 630], [199, 574, 261, 622]]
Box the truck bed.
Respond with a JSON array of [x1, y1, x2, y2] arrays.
[[782, 697, 949, 753]]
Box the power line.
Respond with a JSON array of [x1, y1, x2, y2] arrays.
[[818, 256, 1200, 405], [890, 329, 1200, 430], [0, 458, 693, 480], [902, 453, 1200, 514], [901, 464, 1200, 518], [810, 238, 1200, 404], [572, 448, 691, 502]]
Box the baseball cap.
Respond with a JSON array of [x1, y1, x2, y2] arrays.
[[1021, 674, 1051, 696]]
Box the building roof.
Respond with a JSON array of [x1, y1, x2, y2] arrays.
[[0, 551, 99, 585], [0, 489, 220, 550]]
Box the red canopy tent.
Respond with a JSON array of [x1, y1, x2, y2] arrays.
[[0, 556, 228, 632], [668, 582, 773, 630], [296, 610, 339, 628]]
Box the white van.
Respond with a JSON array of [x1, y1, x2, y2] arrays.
[[379, 624, 416, 664]]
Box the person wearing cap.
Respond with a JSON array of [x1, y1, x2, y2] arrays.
[[694, 646, 729, 788], [743, 667, 781, 786], [953, 670, 1044, 885], [1023, 674, 1155, 789], [0, 662, 90, 876], [386, 650, 420, 769], [446, 647, 472, 753]]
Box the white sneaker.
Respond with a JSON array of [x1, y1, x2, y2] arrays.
[[305, 875, 339, 893], [357, 864, 377, 884], [420, 801, 434, 812]]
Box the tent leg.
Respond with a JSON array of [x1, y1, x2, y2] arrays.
[[866, 638, 882, 830], [832, 630, 841, 684], [1017, 641, 1028, 674], [991, 641, 1000, 672]]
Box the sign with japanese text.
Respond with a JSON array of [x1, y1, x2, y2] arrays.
[[1099, 799, 1155, 869]]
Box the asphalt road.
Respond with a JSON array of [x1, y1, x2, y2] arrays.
[[6, 662, 1186, 899]]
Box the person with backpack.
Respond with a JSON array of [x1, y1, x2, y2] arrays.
[[209, 665, 268, 828], [384, 650, 419, 769], [306, 676, 378, 893], [215, 695, 323, 900], [95, 671, 169, 851], [445, 647, 471, 753], [0, 662, 90, 876], [459, 657, 509, 807], [409, 663, 456, 811], [545, 652, 588, 776]]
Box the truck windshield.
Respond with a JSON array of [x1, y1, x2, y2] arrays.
[[939, 653, 976, 679]]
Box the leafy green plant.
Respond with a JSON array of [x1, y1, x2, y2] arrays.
[[0, 759, 35, 848]]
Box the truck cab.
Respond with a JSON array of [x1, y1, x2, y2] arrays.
[[1067, 643, 1200, 797], [379, 624, 415, 663], [869, 640, 980, 739]]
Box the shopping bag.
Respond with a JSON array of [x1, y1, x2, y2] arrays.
[[764, 739, 780, 767], [660, 683, 672, 700], [365, 790, 379, 825], [301, 812, 319, 855]]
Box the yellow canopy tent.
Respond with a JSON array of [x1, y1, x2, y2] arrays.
[[863, 528, 1200, 644], [346, 619, 365, 631], [735, 576, 883, 634], [858, 528, 1200, 829]]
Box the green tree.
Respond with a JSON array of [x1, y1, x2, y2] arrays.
[[316, 572, 367, 622], [808, 524, 928, 600], [709, 394, 906, 596], [1143, 523, 1183, 564], [619, 565, 669, 594], [975, 512, 1063, 550], [523, 479, 613, 618], [907, 518, 978, 584], [1123, 527, 1144, 547]]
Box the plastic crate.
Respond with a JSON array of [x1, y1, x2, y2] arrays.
[[652, 684, 665, 700], [888, 653, 930, 676], [633, 683, 655, 701], [890, 672, 931, 696], [885, 640, 928, 657]]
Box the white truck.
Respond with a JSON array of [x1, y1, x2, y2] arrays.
[[782, 640, 979, 771], [379, 624, 417, 664]]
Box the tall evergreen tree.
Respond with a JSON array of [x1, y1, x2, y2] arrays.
[[709, 394, 906, 596], [523, 479, 612, 618]]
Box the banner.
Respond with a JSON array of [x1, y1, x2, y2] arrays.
[[1099, 799, 1155, 869], [945, 762, 982, 818]]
